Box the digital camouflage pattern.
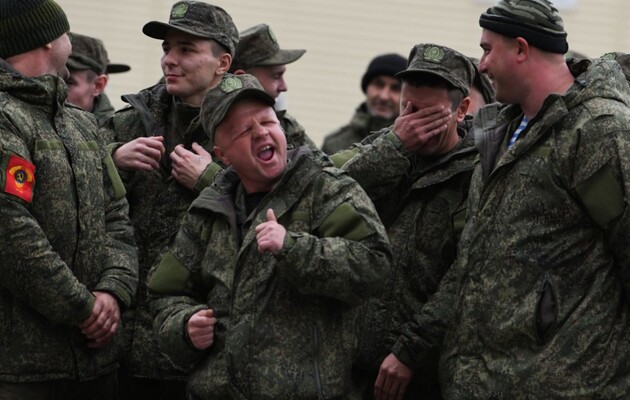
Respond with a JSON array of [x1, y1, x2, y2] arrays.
[[398, 43, 475, 96], [92, 92, 115, 127], [232, 23, 305, 70], [321, 102, 396, 154], [142, 0, 238, 55], [331, 120, 477, 399], [102, 83, 222, 381], [277, 109, 318, 150], [67, 32, 130, 75], [148, 147, 391, 400], [394, 58, 630, 398], [0, 59, 138, 381]]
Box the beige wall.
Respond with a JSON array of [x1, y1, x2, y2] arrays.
[[58, 0, 630, 147]]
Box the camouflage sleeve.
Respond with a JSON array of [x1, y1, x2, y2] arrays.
[[0, 126, 95, 325], [275, 169, 392, 306], [193, 161, 223, 194], [331, 130, 410, 200], [146, 212, 209, 366], [567, 111, 630, 301], [94, 148, 138, 308], [390, 256, 463, 372], [279, 110, 318, 151]]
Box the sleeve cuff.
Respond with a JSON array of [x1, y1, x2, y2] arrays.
[[194, 162, 223, 193], [391, 338, 417, 372]]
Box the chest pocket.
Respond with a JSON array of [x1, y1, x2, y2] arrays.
[[284, 209, 311, 234], [511, 143, 564, 213]]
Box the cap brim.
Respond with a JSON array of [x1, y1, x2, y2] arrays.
[[209, 88, 275, 144], [106, 64, 131, 74], [396, 69, 467, 93], [66, 57, 92, 71], [143, 21, 209, 40], [256, 49, 306, 66]]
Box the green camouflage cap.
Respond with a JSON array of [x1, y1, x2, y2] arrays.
[[142, 1, 238, 55], [201, 74, 275, 146], [397, 43, 475, 95], [232, 24, 305, 70], [66, 32, 130, 74], [601, 52, 630, 85]]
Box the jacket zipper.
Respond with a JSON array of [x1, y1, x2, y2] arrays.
[[313, 324, 325, 400]]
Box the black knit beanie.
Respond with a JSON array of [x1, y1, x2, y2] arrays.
[[361, 53, 407, 93], [479, 0, 568, 54], [0, 0, 70, 59]]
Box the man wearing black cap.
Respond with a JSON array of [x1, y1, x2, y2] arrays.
[[322, 53, 406, 154], [0, 0, 138, 399], [147, 73, 391, 400], [66, 32, 131, 126], [231, 23, 317, 150], [376, 0, 630, 399], [101, 1, 238, 399]]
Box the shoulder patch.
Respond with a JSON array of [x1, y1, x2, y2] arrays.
[[3, 154, 35, 202]]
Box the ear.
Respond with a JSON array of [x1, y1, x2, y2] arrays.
[[456, 97, 471, 122], [93, 74, 109, 96], [213, 145, 231, 166], [515, 37, 530, 62], [216, 53, 233, 76], [232, 69, 246, 75]]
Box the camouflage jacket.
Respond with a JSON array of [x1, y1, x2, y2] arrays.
[[321, 102, 396, 154], [92, 92, 115, 127], [394, 59, 630, 399], [333, 124, 476, 398], [148, 147, 391, 400], [276, 109, 318, 151], [0, 60, 138, 382], [102, 83, 221, 379]]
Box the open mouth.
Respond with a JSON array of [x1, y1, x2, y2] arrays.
[[257, 145, 275, 161]]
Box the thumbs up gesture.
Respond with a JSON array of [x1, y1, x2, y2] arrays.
[[255, 208, 286, 255]]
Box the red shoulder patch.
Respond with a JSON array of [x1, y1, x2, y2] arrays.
[[4, 154, 36, 202]]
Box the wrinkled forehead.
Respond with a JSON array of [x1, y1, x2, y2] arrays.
[[215, 99, 277, 140]]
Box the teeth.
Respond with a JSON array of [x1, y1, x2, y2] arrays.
[[258, 145, 272, 154]]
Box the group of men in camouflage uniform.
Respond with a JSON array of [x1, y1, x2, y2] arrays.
[[3, 0, 630, 399]]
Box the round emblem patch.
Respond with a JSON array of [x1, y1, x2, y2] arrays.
[[171, 3, 188, 18], [221, 77, 243, 93], [423, 46, 445, 63]]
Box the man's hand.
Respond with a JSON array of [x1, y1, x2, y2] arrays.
[[170, 143, 213, 190], [79, 291, 121, 349], [255, 209, 286, 255], [374, 353, 414, 400], [113, 136, 165, 171], [187, 309, 217, 350], [394, 102, 452, 153]]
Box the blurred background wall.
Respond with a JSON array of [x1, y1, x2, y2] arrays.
[[58, 0, 630, 146]]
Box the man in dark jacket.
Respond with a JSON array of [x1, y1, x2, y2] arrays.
[[330, 43, 477, 399], [230, 23, 317, 150], [0, 0, 138, 398], [148, 73, 391, 400], [101, 2, 238, 399], [377, 1, 630, 398], [322, 53, 406, 154]]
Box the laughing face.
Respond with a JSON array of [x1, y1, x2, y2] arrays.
[[213, 98, 288, 193]]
